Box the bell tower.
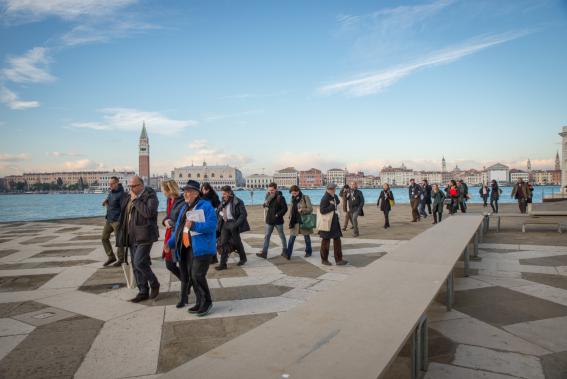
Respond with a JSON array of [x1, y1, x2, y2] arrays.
[[139, 121, 150, 184]]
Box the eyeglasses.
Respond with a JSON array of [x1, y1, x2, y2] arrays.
[[131, 184, 141, 188]]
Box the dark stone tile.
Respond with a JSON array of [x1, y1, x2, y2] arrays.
[[519, 254, 567, 267], [0, 301, 48, 318], [41, 242, 99, 248], [0, 274, 57, 292], [20, 236, 57, 245], [207, 264, 247, 279], [150, 284, 292, 306], [451, 286, 567, 326], [0, 222, 27, 228], [521, 272, 567, 290], [158, 313, 277, 373], [453, 267, 479, 278], [396, 328, 456, 364], [0, 249, 18, 258], [0, 315, 103, 379], [70, 235, 101, 241], [79, 267, 126, 294], [346, 252, 386, 267], [541, 351, 567, 379], [56, 227, 82, 233], [244, 237, 275, 249], [269, 256, 326, 278], [35, 248, 96, 257], [0, 238, 11, 243], [0, 260, 98, 270]]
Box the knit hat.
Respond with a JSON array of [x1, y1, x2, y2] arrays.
[[182, 180, 201, 192]]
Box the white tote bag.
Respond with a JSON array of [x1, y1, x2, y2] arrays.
[[316, 209, 334, 232]]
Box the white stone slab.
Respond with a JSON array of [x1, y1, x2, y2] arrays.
[[219, 274, 284, 288], [429, 317, 551, 356], [39, 266, 98, 290], [280, 288, 319, 301], [0, 318, 35, 336], [479, 243, 521, 251], [454, 277, 494, 291], [75, 307, 164, 379], [38, 290, 145, 321], [318, 272, 349, 282], [243, 266, 283, 277], [453, 344, 544, 379], [474, 275, 534, 288], [0, 334, 27, 361], [164, 296, 301, 322], [519, 244, 567, 252], [504, 316, 567, 353], [307, 279, 340, 292], [424, 362, 520, 379], [271, 276, 319, 289], [511, 283, 567, 307]]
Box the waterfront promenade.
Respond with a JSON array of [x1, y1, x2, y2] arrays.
[[1, 203, 567, 378]]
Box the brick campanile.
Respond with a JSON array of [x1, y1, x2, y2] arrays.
[[139, 122, 150, 184]]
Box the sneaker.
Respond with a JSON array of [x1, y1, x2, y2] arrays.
[[237, 259, 247, 266], [321, 260, 332, 266], [111, 259, 124, 267], [129, 293, 149, 303], [215, 264, 227, 271], [188, 304, 201, 314], [103, 256, 117, 267], [149, 284, 160, 300], [336, 260, 348, 266], [256, 252, 267, 259], [197, 303, 213, 317]]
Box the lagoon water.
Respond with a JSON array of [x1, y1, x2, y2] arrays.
[[0, 186, 560, 222]]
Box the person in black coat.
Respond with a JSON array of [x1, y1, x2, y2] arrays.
[[377, 183, 394, 228], [101, 177, 126, 267], [116, 176, 160, 303], [216, 185, 250, 270], [257, 182, 288, 259], [490, 180, 501, 213], [347, 182, 365, 237], [318, 183, 348, 266]]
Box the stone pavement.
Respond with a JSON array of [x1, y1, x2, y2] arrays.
[[0, 203, 566, 378]]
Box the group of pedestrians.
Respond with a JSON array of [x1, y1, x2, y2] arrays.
[[99, 175, 538, 316]]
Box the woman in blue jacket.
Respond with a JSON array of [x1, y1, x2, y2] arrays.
[[168, 180, 218, 316]]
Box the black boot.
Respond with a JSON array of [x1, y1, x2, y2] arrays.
[[176, 283, 188, 308]]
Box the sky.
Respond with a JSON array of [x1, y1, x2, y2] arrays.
[[0, 0, 566, 177]]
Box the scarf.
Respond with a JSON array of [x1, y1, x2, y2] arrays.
[[289, 192, 302, 229]]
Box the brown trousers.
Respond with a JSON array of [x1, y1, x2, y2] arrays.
[[410, 198, 420, 221], [320, 238, 343, 263]]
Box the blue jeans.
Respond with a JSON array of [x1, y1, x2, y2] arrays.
[[287, 234, 312, 257], [262, 224, 287, 255]]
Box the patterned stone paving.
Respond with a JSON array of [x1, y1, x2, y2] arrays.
[[0, 220, 566, 378]]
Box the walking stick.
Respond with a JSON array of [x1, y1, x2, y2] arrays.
[[122, 246, 136, 289]]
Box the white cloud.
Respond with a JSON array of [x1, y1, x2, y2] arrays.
[[181, 140, 253, 168], [319, 31, 531, 97], [60, 18, 159, 47], [2, 47, 55, 84], [0, 0, 137, 22], [62, 158, 102, 170], [0, 153, 30, 162], [47, 151, 84, 157], [0, 85, 39, 110], [274, 152, 346, 173], [71, 108, 197, 135]]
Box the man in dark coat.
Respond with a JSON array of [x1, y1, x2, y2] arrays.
[[408, 179, 422, 222], [116, 176, 160, 303], [101, 176, 126, 267], [257, 182, 288, 259], [511, 178, 531, 214], [347, 181, 365, 237], [458, 180, 469, 213], [216, 185, 250, 270], [319, 183, 348, 266]]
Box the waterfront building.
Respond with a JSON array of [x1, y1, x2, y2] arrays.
[[462, 169, 488, 186], [22, 171, 135, 187], [380, 164, 413, 186], [298, 168, 323, 188], [273, 167, 299, 188], [172, 161, 245, 190], [510, 169, 529, 182], [414, 171, 443, 185], [325, 168, 347, 186], [487, 163, 510, 184], [246, 174, 273, 189], [345, 171, 365, 186]]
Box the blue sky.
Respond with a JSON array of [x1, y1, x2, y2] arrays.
[[0, 0, 566, 177]]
